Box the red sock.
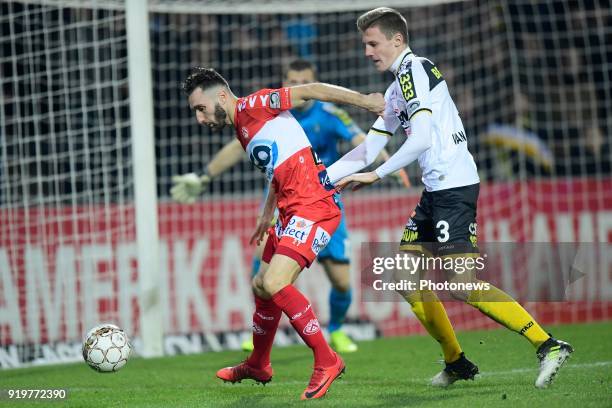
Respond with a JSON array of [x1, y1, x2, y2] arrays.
[[271, 285, 336, 367], [246, 295, 282, 368]]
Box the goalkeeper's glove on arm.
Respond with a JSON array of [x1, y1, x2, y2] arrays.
[[170, 172, 211, 203]]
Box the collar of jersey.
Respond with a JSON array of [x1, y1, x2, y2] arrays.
[[390, 47, 413, 76]]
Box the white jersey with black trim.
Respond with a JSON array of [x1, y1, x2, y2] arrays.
[[372, 49, 480, 191]]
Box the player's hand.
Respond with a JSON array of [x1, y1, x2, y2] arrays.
[[390, 168, 411, 188], [250, 214, 273, 245], [170, 173, 211, 203], [335, 171, 380, 191], [364, 93, 385, 116]]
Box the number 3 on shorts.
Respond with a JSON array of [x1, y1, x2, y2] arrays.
[[436, 220, 449, 242]]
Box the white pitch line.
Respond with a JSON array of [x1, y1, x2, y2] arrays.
[[244, 360, 612, 386], [476, 360, 612, 378]]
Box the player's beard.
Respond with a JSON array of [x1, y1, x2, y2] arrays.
[[210, 103, 227, 131]]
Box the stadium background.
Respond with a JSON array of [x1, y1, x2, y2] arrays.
[[0, 0, 610, 368]]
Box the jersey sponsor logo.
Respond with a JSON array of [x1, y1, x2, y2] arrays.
[[392, 90, 412, 133], [398, 68, 416, 101], [269, 91, 281, 109], [241, 127, 249, 139], [420, 58, 444, 90], [237, 99, 247, 112], [405, 218, 418, 231], [283, 216, 313, 245], [402, 216, 419, 242], [431, 66, 442, 79], [303, 319, 320, 335], [248, 139, 278, 180], [311, 226, 331, 255], [452, 130, 467, 144], [310, 148, 323, 165], [274, 218, 283, 238], [318, 169, 335, 191], [469, 222, 478, 247], [246, 93, 270, 108], [402, 228, 419, 243]]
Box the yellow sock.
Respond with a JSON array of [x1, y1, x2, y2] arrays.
[[405, 290, 463, 363], [467, 282, 550, 348]]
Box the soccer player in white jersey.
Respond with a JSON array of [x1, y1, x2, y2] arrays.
[[177, 67, 384, 400], [326, 7, 573, 389]]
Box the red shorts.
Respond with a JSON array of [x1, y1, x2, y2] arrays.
[[262, 195, 341, 270]]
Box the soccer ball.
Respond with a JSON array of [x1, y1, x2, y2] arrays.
[[82, 323, 132, 372]]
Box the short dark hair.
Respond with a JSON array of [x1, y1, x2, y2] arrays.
[[286, 59, 317, 76], [181, 67, 230, 96], [356, 7, 409, 44]]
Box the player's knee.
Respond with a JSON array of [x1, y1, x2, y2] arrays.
[[447, 267, 477, 301], [391, 266, 419, 299], [447, 275, 471, 301], [449, 287, 470, 302], [262, 273, 288, 297], [332, 280, 351, 293], [327, 263, 351, 292], [251, 274, 268, 299]]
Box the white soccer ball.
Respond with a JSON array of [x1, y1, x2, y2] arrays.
[[82, 323, 132, 373]]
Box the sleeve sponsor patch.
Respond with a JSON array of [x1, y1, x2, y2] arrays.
[[406, 100, 421, 117], [269, 91, 281, 109], [398, 67, 417, 102]]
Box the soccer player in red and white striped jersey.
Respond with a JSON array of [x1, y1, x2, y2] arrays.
[[177, 67, 384, 400]]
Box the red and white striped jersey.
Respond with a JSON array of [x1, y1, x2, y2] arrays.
[[233, 88, 335, 215]]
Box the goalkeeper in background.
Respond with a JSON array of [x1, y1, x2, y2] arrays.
[[328, 7, 573, 389], [172, 59, 409, 355]]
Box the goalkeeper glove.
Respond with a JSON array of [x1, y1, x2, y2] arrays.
[[170, 172, 211, 203]]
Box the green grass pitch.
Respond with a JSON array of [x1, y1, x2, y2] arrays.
[[1, 322, 610, 407]]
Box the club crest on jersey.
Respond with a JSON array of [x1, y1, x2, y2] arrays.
[[311, 227, 331, 255], [241, 127, 249, 139], [269, 91, 281, 109], [282, 216, 313, 245]]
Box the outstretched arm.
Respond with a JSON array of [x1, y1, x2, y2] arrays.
[[335, 111, 432, 191], [350, 134, 411, 187], [170, 138, 244, 203], [290, 83, 385, 116], [326, 129, 390, 184], [206, 138, 244, 178]]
